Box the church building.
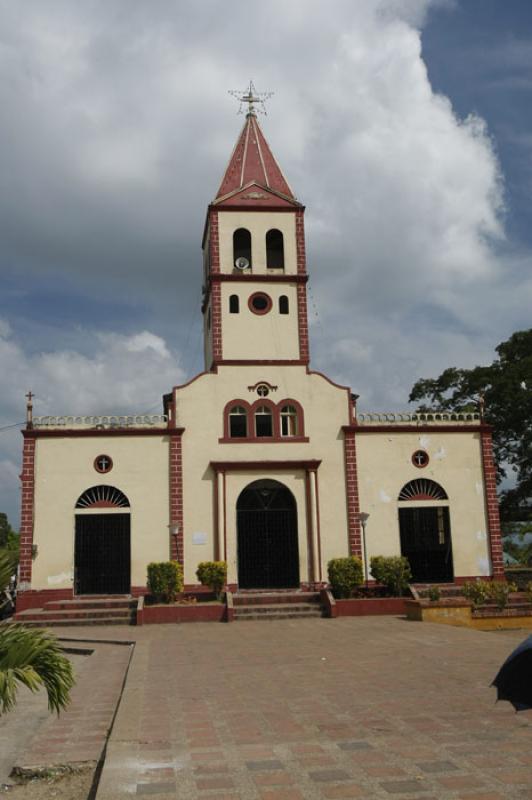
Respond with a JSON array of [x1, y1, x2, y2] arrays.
[[16, 90, 504, 611]]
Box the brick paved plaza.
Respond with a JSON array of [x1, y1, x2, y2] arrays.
[[2, 617, 532, 798], [91, 618, 532, 799]]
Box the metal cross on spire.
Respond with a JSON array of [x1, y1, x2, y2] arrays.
[[228, 80, 273, 117]]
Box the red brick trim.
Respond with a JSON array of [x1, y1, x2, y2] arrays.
[[344, 429, 362, 558], [304, 470, 315, 583], [213, 359, 308, 367], [295, 209, 306, 275], [211, 281, 223, 362], [19, 435, 36, 588], [314, 468, 323, 582], [23, 428, 182, 439], [209, 209, 220, 274], [211, 459, 321, 472], [169, 432, 184, 567], [346, 424, 487, 434], [209, 273, 308, 284], [480, 428, 505, 579], [297, 283, 310, 362]]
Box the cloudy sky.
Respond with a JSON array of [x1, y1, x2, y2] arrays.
[[1, 0, 531, 524]]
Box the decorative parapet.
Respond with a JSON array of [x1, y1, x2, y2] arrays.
[[32, 414, 168, 429], [358, 411, 480, 425]]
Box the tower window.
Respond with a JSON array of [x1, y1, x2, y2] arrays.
[[229, 294, 239, 313], [280, 405, 298, 437], [233, 228, 252, 269], [229, 406, 248, 438], [248, 292, 272, 315], [279, 295, 289, 314], [255, 405, 273, 437], [266, 229, 284, 269]]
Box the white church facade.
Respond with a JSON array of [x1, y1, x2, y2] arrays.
[[16, 99, 504, 610]]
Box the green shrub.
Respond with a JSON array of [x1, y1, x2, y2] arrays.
[[196, 561, 227, 599], [370, 556, 412, 596], [327, 557, 363, 599], [462, 580, 490, 606], [147, 561, 183, 603], [427, 585, 441, 602], [488, 580, 517, 610]]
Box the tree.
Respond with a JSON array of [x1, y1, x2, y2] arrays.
[[0, 551, 75, 714], [409, 328, 532, 518], [0, 513, 18, 550]]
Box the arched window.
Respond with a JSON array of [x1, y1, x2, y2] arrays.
[[75, 485, 130, 509], [398, 479, 448, 502], [266, 229, 284, 269], [255, 405, 273, 437], [229, 294, 239, 313], [280, 405, 298, 437], [229, 406, 248, 438], [233, 228, 252, 269], [279, 295, 289, 314]]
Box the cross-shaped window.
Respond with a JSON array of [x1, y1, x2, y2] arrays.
[[94, 454, 113, 473], [412, 450, 429, 468]]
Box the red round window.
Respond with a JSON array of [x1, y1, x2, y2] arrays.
[[412, 450, 429, 468], [94, 454, 113, 474], [248, 292, 272, 315]]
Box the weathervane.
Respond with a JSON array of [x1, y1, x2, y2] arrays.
[[228, 80, 273, 117]]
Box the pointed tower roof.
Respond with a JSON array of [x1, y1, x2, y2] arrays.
[[213, 110, 301, 208]]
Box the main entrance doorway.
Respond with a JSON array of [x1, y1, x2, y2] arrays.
[[75, 513, 131, 594], [237, 479, 299, 589], [399, 506, 453, 583]]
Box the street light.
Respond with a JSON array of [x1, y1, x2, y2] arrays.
[[358, 512, 370, 588]]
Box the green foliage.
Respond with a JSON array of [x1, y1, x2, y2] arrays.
[[502, 521, 532, 566], [147, 561, 183, 603], [427, 585, 441, 602], [196, 561, 227, 599], [0, 514, 18, 551], [0, 624, 75, 715], [409, 328, 532, 517], [327, 557, 363, 599], [462, 579, 517, 609], [370, 556, 412, 596]]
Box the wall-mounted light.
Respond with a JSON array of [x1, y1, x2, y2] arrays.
[[31, 544, 38, 560]]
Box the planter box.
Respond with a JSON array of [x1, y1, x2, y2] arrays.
[[405, 598, 532, 630], [137, 598, 226, 625], [335, 597, 407, 617]]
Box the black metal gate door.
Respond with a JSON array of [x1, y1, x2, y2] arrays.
[[237, 482, 299, 589], [75, 513, 131, 594], [399, 506, 453, 583]]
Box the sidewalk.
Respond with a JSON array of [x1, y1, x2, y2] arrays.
[[91, 618, 532, 799]]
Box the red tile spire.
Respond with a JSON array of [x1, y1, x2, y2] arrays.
[[215, 112, 295, 202]]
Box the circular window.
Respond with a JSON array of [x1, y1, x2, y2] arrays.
[[256, 384, 270, 397], [248, 292, 272, 315], [94, 454, 113, 474], [412, 450, 429, 469]]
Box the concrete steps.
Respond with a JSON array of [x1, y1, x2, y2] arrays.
[[233, 591, 323, 621], [14, 596, 137, 627]]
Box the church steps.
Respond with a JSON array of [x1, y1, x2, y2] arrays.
[[12, 597, 137, 627], [233, 591, 323, 620], [233, 591, 321, 607]]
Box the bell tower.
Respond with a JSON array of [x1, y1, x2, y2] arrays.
[[202, 85, 309, 370]]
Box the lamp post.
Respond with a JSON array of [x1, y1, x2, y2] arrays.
[[358, 512, 370, 588], [168, 523, 180, 560]]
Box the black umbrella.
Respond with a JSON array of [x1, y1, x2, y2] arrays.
[[492, 635, 532, 711]]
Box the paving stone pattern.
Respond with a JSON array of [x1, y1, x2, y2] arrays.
[[11, 641, 132, 773], [90, 618, 532, 799]]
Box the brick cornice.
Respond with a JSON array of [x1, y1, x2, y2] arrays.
[[208, 273, 308, 284], [211, 459, 321, 472], [23, 427, 184, 439]]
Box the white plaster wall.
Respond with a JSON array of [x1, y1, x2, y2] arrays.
[[175, 365, 351, 584], [221, 282, 300, 361], [218, 211, 297, 274], [356, 431, 491, 577], [32, 436, 169, 591]]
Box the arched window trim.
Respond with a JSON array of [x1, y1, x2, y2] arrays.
[[220, 399, 308, 443], [266, 228, 285, 270], [398, 479, 448, 502], [233, 228, 252, 270], [277, 398, 305, 438]]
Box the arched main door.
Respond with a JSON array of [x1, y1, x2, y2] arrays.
[[398, 479, 454, 583], [74, 485, 131, 595], [237, 479, 299, 589]]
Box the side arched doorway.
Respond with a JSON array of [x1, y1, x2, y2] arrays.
[[237, 479, 299, 589], [398, 479, 454, 583], [74, 485, 131, 595]]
